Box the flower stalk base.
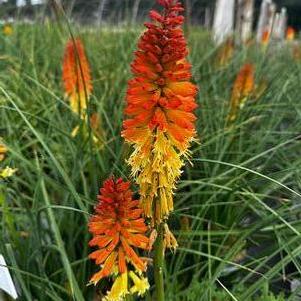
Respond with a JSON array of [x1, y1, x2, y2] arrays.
[[154, 223, 165, 301]]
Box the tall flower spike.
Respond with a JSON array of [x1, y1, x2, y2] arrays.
[[261, 29, 270, 47], [227, 63, 255, 123], [62, 38, 92, 117], [286, 27, 295, 41], [88, 178, 150, 301], [122, 0, 198, 225], [216, 37, 234, 68]]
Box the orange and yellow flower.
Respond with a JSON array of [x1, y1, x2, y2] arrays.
[[216, 37, 234, 67], [0, 140, 7, 162], [286, 26, 295, 41], [88, 178, 150, 300], [122, 0, 198, 225], [2, 24, 13, 36], [0, 140, 17, 179], [62, 38, 104, 147], [261, 29, 270, 47], [228, 63, 255, 122], [62, 38, 92, 117]]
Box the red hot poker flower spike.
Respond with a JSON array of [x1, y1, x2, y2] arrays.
[[286, 27, 295, 41], [228, 63, 255, 123], [62, 38, 92, 117], [122, 0, 198, 225], [88, 178, 150, 300]]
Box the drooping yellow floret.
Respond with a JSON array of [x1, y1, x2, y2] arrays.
[[129, 271, 150, 296], [104, 273, 128, 301]]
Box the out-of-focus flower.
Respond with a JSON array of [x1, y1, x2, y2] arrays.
[[88, 178, 150, 301], [62, 38, 92, 117], [293, 44, 301, 61], [2, 24, 13, 36], [0, 141, 7, 162], [261, 29, 270, 47], [0, 167, 17, 179], [62, 38, 103, 148], [122, 0, 198, 226], [228, 63, 255, 123], [286, 27, 295, 41], [216, 37, 234, 67]]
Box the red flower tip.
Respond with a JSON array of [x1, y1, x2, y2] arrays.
[[123, 0, 197, 150]]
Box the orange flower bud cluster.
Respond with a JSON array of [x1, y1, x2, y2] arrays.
[[88, 178, 150, 300]]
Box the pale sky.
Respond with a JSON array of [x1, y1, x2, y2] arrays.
[[16, 0, 44, 6]]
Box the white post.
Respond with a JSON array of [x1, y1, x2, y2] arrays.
[[271, 12, 280, 39], [236, 0, 243, 42], [267, 2, 276, 35], [278, 7, 287, 40], [237, 0, 255, 44], [204, 7, 212, 29], [213, 0, 235, 44], [96, 0, 107, 26], [256, 0, 271, 43], [241, 0, 255, 43], [132, 0, 141, 25]]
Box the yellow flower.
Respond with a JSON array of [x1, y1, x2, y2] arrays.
[[104, 273, 128, 301], [0, 167, 17, 178], [129, 271, 149, 296], [3, 24, 13, 36]]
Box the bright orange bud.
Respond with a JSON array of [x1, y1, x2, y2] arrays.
[[228, 63, 255, 122], [62, 38, 92, 116], [88, 178, 150, 300], [261, 29, 270, 46], [122, 0, 198, 224], [286, 26, 295, 41], [0, 140, 7, 162]]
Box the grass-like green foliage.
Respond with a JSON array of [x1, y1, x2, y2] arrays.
[[1, 22, 301, 301]]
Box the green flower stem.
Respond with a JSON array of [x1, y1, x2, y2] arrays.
[[154, 223, 165, 301]]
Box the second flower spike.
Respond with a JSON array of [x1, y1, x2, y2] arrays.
[[62, 38, 92, 117], [88, 178, 150, 301]]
